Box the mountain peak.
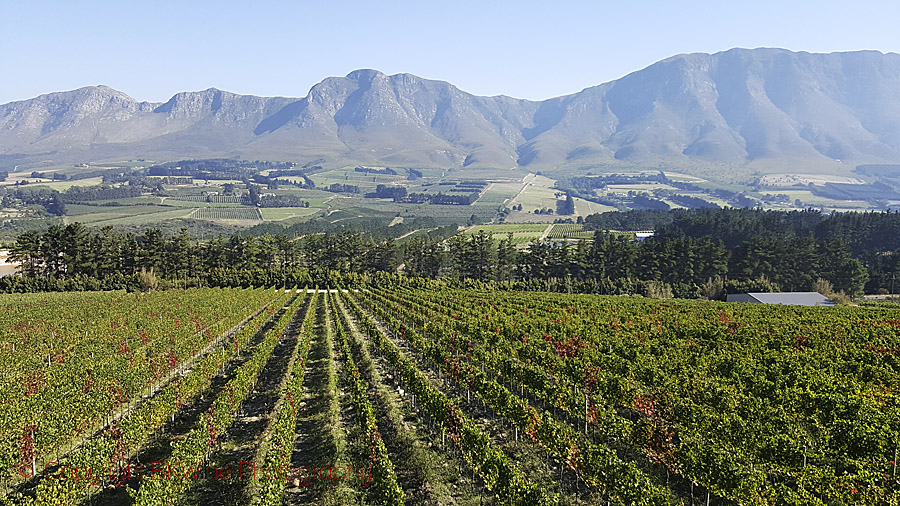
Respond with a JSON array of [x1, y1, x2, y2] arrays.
[[346, 69, 385, 80], [2, 48, 900, 170]]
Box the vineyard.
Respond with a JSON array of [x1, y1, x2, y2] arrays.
[[170, 195, 247, 205], [460, 224, 549, 247], [1, 287, 898, 505], [546, 224, 595, 240], [190, 207, 263, 221]]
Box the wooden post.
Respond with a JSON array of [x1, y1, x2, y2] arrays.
[[585, 396, 589, 434]]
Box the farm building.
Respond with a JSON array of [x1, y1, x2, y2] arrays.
[[726, 292, 835, 306]]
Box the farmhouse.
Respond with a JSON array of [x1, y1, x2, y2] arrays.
[[726, 292, 835, 306]]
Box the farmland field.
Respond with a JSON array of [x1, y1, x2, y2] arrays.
[[258, 207, 321, 221], [546, 223, 594, 240], [4, 287, 898, 505], [6, 177, 106, 193], [190, 207, 263, 221], [777, 190, 873, 210], [507, 175, 562, 212], [572, 196, 616, 216], [461, 223, 549, 246], [63, 206, 197, 226], [471, 181, 520, 207], [309, 168, 408, 192]]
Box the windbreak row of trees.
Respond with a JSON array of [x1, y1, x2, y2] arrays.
[[587, 207, 900, 254], [404, 232, 868, 297], [5, 216, 872, 298], [8, 223, 400, 282], [591, 208, 900, 293]]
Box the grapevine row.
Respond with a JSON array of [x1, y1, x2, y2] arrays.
[[12, 290, 290, 505], [251, 293, 316, 505], [330, 292, 405, 504], [356, 289, 672, 505], [339, 290, 553, 506], [1, 287, 278, 484], [128, 293, 305, 506]]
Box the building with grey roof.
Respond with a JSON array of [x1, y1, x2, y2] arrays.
[[726, 292, 835, 306]]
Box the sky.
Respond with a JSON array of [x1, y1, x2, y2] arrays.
[[1, 0, 899, 104]]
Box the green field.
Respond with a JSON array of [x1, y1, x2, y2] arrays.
[[161, 198, 247, 208], [64, 206, 196, 226], [258, 207, 321, 221], [778, 190, 873, 209], [309, 167, 408, 191], [462, 223, 547, 235], [603, 182, 679, 192], [508, 175, 561, 211], [190, 207, 263, 221], [359, 287, 900, 504], [2, 176, 108, 192], [64, 204, 185, 221], [471, 181, 520, 207], [12, 159, 892, 239], [573, 196, 617, 215], [546, 223, 595, 239], [460, 223, 549, 245]]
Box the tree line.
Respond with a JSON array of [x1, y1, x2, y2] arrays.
[[4, 207, 880, 298]]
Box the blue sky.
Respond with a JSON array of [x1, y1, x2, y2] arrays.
[[1, 0, 898, 104]]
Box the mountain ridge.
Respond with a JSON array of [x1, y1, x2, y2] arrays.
[[2, 48, 900, 172]]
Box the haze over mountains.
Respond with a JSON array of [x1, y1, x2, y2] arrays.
[[2, 48, 900, 172]]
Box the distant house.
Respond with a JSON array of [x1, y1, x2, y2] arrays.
[[726, 292, 835, 306]]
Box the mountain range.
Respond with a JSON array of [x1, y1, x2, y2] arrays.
[[2, 48, 900, 172]]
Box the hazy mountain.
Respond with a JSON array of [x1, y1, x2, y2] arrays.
[[2, 48, 899, 171], [520, 48, 900, 168]]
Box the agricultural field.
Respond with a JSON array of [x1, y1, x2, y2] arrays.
[[0, 287, 282, 501], [268, 188, 333, 209], [258, 207, 321, 221], [508, 175, 562, 212], [10, 158, 900, 241], [471, 181, 521, 208], [309, 168, 409, 192], [189, 207, 264, 222], [2, 286, 899, 505], [572, 197, 616, 216], [776, 190, 873, 210], [63, 206, 197, 226], [461, 223, 550, 246], [8, 178, 106, 193], [603, 183, 680, 193], [546, 223, 595, 240], [759, 174, 867, 187]]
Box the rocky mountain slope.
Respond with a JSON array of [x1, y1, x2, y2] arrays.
[[2, 48, 899, 171]]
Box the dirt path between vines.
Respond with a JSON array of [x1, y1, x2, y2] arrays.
[[285, 296, 356, 506], [85, 297, 296, 506], [181, 298, 307, 505], [335, 294, 482, 506]]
